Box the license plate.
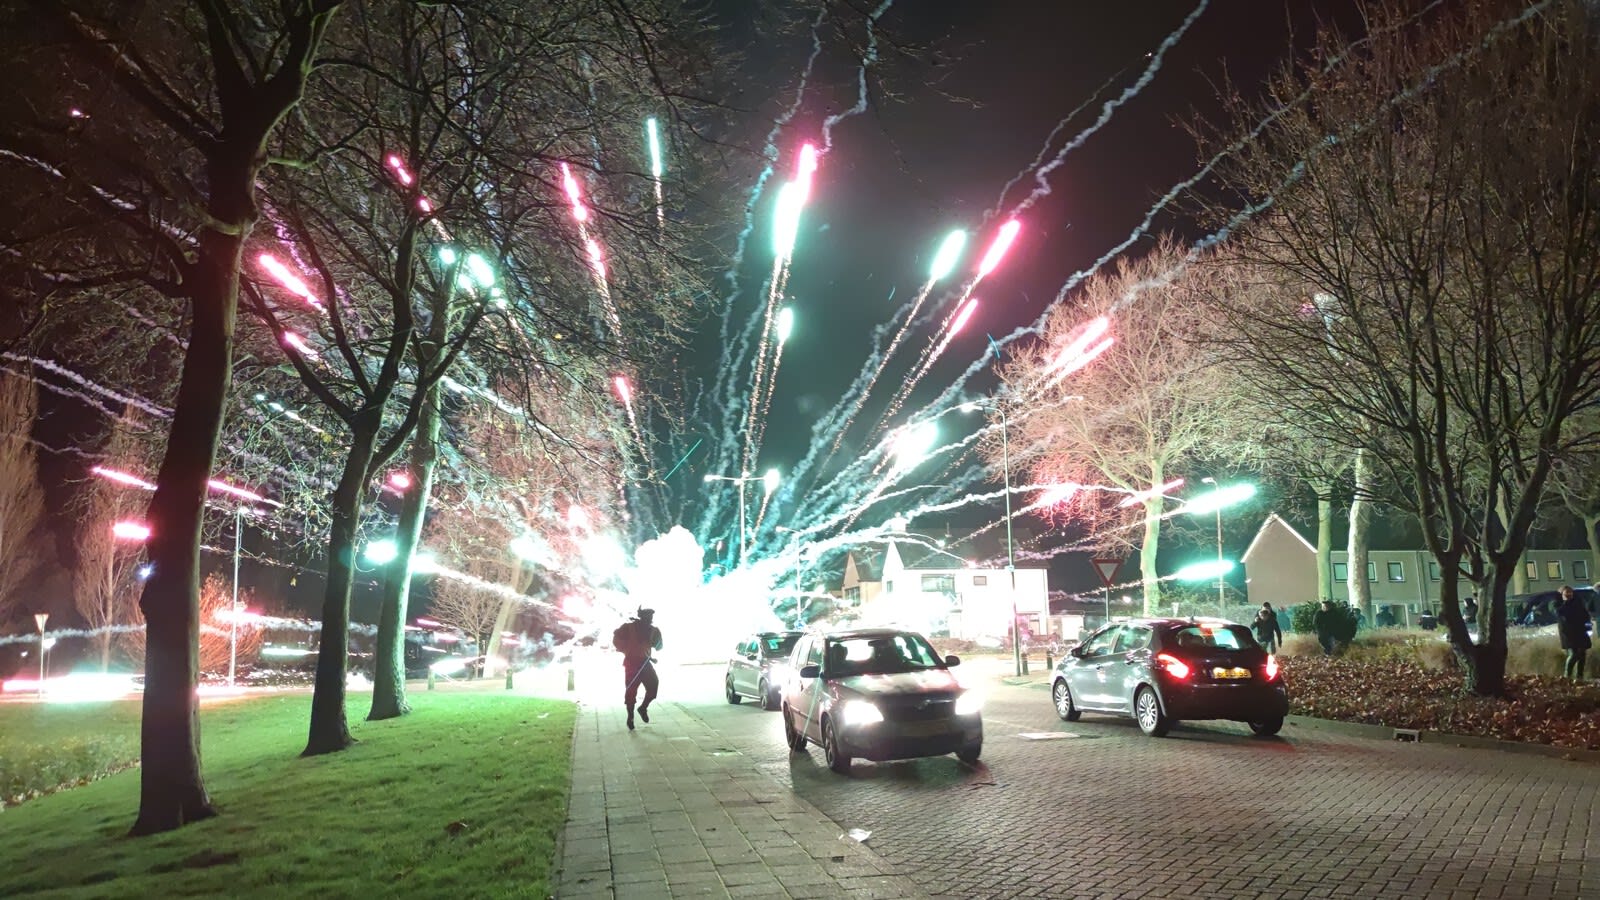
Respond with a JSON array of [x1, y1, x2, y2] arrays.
[[1212, 667, 1251, 680]]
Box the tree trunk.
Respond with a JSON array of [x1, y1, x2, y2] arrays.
[[1586, 514, 1600, 584], [100, 629, 111, 673], [1314, 481, 1335, 602], [130, 226, 241, 835], [1347, 449, 1373, 623], [485, 562, 535, 672], [1139, 492, 1162, 614], [304, 421, 380, 756], [368, 388, 440, 721], [1497, 492, 1529, 597]]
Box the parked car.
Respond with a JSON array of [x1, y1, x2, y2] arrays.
[[780, 628, 983, 774], [1050, 618, 1288, 737], [1513, 587, 1598, 627], [725, 630, 803, 710]]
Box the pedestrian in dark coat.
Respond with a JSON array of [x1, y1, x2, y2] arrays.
[[1555, 586, 1592, 682], [614, 607, 664, 730], [1313, 600, 1339, 656], [1252, 603, 1284, 654]]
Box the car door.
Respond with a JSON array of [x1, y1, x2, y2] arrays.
[[792, 636, 829, 742], [1069, 625, 1123, 709], [1109, 624, 1153, 713], [737, 639, 764, 694], [727, 639, 749, 694]]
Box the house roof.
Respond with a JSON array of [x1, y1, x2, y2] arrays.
[[1242, 512, 1316, 563]]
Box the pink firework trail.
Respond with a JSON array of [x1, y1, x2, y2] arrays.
[[257, 253, 324, 310], [906, 298, 980, 389], [881, 221, 1022, 430]]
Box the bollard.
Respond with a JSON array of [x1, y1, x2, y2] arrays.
[[566, 665, 576, 692], [427, 668, 436, 691], [505, 667, 515, 690], [1022, 655, 1029, 676], [1046, 649, 1054, 671]]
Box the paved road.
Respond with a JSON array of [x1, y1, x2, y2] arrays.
[[666, 660, 1600, 899]]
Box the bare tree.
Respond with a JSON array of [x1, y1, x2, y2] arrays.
[[1201, 0, 1600, 694], [0, 0, 344, 833], [0, 369, 46, 624], [994, 237, 1239, 613], [75, 415, 154, 670]]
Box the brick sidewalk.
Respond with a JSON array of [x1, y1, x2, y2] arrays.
[[552, 697, 929, 899]]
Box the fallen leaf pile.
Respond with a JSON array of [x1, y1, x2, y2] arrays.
[[1283, 657, 1600, 750]]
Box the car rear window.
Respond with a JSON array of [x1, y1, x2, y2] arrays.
[[1168, 624, 1257, 651], [763, 633, 801, 655]]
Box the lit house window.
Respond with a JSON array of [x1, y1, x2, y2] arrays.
[[1367, 562, 1377, 583], [922, 575, 955, 593], [1546, 561, 1562, 581], [1525, 561, 1539, 581], [1387, 561, 1404, 582], [972, 575, 988, 586], [1333, 563, 1349, 583]]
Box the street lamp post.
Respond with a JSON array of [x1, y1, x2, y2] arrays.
[[1201, 477, 1224, 611], [34, 613, 48, 694], [229, 506, 246, 687], [704, 469, 780, 565], [964, 398, 1021, 676]]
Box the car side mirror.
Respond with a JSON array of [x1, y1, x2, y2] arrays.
[[799, 664, 821, 679], [745, 652, 757, 660], [1069, 645, 1086, 658], [944, 654, 960, 667]]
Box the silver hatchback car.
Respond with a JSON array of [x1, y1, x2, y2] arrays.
[[724, 631, 803, 710]]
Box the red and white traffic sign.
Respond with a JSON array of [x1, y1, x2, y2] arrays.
[[1091, 558, 1122, 587]]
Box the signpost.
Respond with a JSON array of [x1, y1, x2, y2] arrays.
[[1091, 558, 1122, 623]]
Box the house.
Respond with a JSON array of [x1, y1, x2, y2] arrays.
[[1241, 513, 1595, 618], [838, 526, 1049, 640]]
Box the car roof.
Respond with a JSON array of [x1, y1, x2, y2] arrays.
[[756, 630, 803, 637], [1104, 617, 1241, 629], [817, 627, 926, 640]]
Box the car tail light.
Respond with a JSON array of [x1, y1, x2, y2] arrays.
[[1156, 653, 1191, 680], [1264, 655, 1279, 682]]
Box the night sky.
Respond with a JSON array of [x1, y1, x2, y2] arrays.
[[682, 1, 1364, 585]]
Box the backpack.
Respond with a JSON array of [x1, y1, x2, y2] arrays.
[[612, 620, 636, 652]]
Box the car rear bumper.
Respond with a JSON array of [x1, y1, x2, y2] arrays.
[[1159, 681, 1288, 722], [839, 717, 983, 761]]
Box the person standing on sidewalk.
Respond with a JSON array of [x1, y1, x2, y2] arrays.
[[1313, 600, 1339, 656], [1252, 603, 1283, 654], [613, 607, 664, 730], [1555, 585, 1591, 682]]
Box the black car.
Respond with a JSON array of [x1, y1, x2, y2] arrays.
[[724, 630, 803, 710], [780, 628, 983, 774], [1051, 618, 1288, 737], [1513, 587, 1599, 627]]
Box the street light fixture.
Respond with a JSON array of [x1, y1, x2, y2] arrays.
[[704, 469, 781, 565], [1187, 480, 1256, 610], [962, 399, 1023, 677]]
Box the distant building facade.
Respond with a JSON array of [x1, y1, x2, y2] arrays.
[[1242, 513, 1594, 618], [838, 533, 1049, 640]]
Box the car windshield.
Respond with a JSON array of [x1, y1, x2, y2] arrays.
[[762, 633, 801, 655], [1167, 624, 1257, 652], [825, 633, 943, 676]]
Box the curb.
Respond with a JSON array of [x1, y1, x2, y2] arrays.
[[1285, 714, 1600, 764]]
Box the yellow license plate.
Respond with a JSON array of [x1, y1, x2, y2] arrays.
[[1212, 667, 1251, 680]]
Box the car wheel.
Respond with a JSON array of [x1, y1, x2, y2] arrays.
[[725, 677, 741, 704], [1134, 686, 1170, 737], [783, 704, 808, 752], [1052, 679, 1082, 722], [822, 717, 851, 774], [1249, 716, 1284, 737], [759, 678, 778, 711], [957, 740, 982, 764]]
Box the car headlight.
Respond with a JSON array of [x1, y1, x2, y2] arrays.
[[838, 699, 883, 726], [954, 691, 984, 716], [768, 662, 791, 683]]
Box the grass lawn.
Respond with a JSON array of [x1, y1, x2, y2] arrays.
[[0, 689, 576, 898]]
